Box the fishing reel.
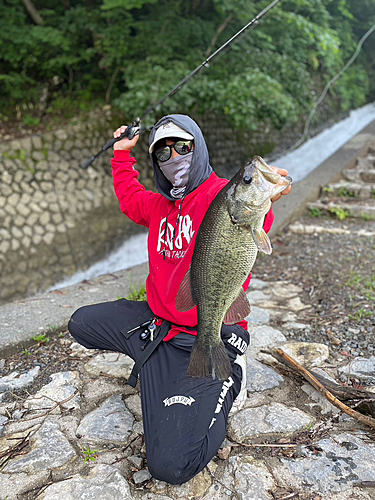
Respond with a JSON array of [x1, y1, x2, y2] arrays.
[[119, 117, 141, 141], [81, 117, 141, 169]]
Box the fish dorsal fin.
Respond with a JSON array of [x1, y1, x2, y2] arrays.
[[251, 228, 272, 255], [175, 267, 195, 311], [223, 288, 251, 325]]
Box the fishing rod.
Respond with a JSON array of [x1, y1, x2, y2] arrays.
[[81, 0, 283, 169]]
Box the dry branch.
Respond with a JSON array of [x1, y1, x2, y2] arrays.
[[206, 14, 233, 57], [17, 389, 79, 422], [0, 389, 80, 470], [22, 0, 44, 24], [272, 348, 375, 430]]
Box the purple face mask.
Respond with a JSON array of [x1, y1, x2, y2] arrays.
[[159, 152, 193, 198]]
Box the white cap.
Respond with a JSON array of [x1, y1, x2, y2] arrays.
[[149, 121, 194, 154]]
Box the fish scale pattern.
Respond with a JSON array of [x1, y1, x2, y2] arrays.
[[188, 161, 287, 378]]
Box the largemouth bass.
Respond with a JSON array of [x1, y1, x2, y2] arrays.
[[176, 156, 292, 380]]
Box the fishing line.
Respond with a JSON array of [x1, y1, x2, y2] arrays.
[[274, 23, 375, 160], [81, 0, 283, 169]]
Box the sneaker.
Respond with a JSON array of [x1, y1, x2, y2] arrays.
[[229, 354, 247, 416]]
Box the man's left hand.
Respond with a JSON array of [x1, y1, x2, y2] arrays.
[[270, 167, 292, 203]]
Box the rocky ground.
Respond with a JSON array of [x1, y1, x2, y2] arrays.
[[256, 215, 375, 366], [0, 148, 375, 499]]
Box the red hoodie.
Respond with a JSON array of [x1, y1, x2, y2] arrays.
[[112, 149, 274, 340]]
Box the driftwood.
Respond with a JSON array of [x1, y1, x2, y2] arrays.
[[310, 370, 375, 418], [271, 348, 375, 430]]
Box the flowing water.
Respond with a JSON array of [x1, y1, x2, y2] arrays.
[[276, 102, 375, 182], [52, 102, 375, 290]]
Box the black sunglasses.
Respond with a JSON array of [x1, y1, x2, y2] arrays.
[[154, 139, 193, 162]]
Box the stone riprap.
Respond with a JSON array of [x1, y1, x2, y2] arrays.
[[1, 276, 375, 500], [283, 433, 375, 494], [0, 110, 139, 305], [0, 111, 250, 305]]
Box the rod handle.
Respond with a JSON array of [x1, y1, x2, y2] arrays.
[[81, 156, 96, 169]]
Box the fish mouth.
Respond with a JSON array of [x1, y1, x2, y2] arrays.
[[252, 156, 293, 201]]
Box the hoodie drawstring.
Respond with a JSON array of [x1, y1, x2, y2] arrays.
[[163, 197, 185, 260]]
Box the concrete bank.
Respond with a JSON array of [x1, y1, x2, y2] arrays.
[[269, 117, 375, 237], [1, 118, 375, 357], [0, 263, 149, 357]]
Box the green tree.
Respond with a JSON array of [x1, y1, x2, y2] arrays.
[[0, 0, 374, 135]]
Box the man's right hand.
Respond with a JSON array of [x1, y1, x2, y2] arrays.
[[113, 125, 140, 150]]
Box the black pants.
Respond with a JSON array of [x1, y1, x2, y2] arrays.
[[68, 299, 249, 485]]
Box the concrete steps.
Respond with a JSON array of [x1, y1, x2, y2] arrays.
[[308, 199, 375, 220], [321, 180, 375, 199], [306, 144, 375, 221], [343, 168, 375, 183]]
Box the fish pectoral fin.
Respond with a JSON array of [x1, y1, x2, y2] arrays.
[[175, 267, 195, 311], [223, 289, 251, 325], [251, 228, 272, 255]]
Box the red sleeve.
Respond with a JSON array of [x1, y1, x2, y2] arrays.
[[111, 149, 159, 228], [263, 205, 275, 234]]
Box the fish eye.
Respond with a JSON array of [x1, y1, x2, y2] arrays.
[[243, 175, 252, 184]]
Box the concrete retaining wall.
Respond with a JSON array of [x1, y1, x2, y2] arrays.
[[0, 110, 249, 305]]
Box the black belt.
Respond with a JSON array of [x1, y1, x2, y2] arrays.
[[126, 320, 171, 388]]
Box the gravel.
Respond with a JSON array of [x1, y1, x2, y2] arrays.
[[254, 214, 375, 375]]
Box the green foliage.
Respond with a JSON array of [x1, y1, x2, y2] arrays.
[[216, 69, 300, 131], [346, 271, 363, 288], [31, 334, 50, 344], [1, 0, 375, 133], [3, 149, 27, 164], [346, 269, 375, 304], [361, 212, 373, 221], [126, 284, 147, 301], [334, 67, 370, 111], [47, 324, 59, 332], [82, 446, 99, 463], [23, 115, 41, 127], [102, 0, 158, 10], [303, 421, 314, 431], [337, 186, 355, 197], [309, 207, 322, 218], [329, 206, 350, 220], [349, 307, 373, 322]]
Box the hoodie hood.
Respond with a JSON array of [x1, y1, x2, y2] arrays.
[[149, 114, 213, 201]]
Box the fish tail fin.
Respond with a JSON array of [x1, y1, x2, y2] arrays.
[[187, 340, 232, 380]]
